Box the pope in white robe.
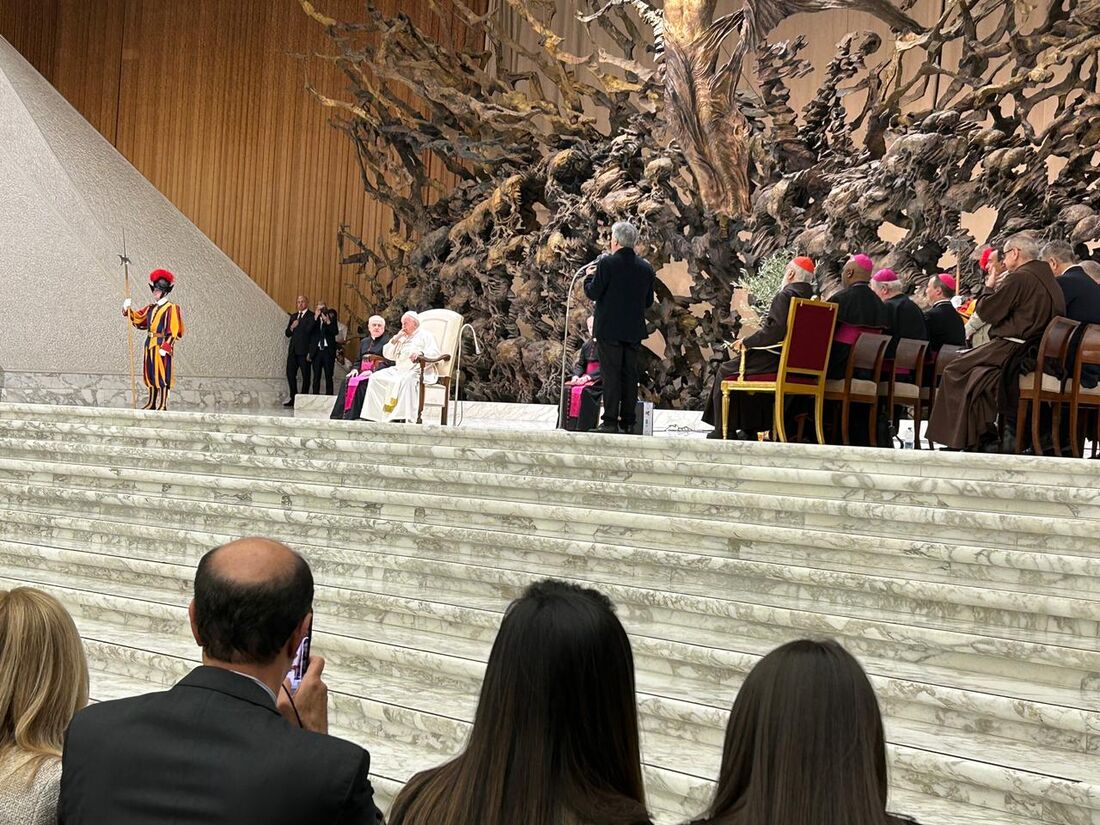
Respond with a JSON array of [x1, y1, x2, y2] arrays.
[[361, 310, 441, 422]]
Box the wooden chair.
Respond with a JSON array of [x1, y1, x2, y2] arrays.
[[925, 344, 965, 449], [889, 338, 929, 449], [1016, 316, 1080, 456], [721, 298, 838, 443], [415, 308, 464, 425], [824, 332, 889, 447], [1068, 323, 1100, 458]]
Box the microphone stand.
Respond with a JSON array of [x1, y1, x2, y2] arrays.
[[453, 323, 482, 427], [557, 260, 597, 429]]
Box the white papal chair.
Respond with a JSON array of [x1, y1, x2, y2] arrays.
[[415, 308, 464, 425]]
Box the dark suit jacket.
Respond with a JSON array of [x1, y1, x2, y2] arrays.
[[583, 248, 656, 343], [286, 309, 317, 357], [312, 317, 341, 357], [1058, 266, 1100, 324], [58, 666, 382, 825], [923, 300, 966, 351], [883, 293, 928, 352]]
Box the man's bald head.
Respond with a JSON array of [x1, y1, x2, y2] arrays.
[[193, 538, 313, 665]]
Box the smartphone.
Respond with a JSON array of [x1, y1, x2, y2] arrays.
[[290, 620, 312, 693]]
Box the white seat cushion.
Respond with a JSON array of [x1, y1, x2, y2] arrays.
[[825, 379, 878, 396], [892, 382, 929, 401], [1018, 372, 1063, 393]]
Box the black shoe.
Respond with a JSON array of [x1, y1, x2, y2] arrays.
[[706, 429, 724, 440], [283, 399, 295, 408], [593, 423, 621, 434]]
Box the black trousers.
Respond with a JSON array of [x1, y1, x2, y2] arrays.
[[311, 349, 336, 395], [286, 351, 311, 398], [597, 340, 640, 428]]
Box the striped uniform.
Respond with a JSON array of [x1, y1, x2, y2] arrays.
[[127, 301, 185, 389]]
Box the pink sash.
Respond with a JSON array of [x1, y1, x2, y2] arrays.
[[568, 362, 600, 417], [834, 323, 881, 345], [343, 362, 376, 413]]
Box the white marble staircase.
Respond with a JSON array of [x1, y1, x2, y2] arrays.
[[0, 402, 1098, 825]]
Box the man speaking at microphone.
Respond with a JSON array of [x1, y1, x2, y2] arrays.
[[583, 221, 656, 434]]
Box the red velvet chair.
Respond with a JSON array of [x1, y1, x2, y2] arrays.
[[721, 298, 838, 443]]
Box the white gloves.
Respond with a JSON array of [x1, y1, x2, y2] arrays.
[[123, 298, 133, 311], [159, 349, 168, 357]]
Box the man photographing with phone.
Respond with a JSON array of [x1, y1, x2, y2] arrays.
[[59, 538, 383, 824]]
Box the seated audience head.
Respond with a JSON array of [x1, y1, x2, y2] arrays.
[[611, 221, 639, 252], [842, 254, 874, 286], [389, 579, 649, 825], [870, 269, 903, 299], [0, 587, 89, 782], [1002, 233, 1040, 271], [1041, 240, 1076, 277], [190, 538, 314, 686], [787, 256, 815, 284], [697, 639, 895, 825], [925, 273, 956, 303], [368, 315, 386, 338], [400, 310, 421, 335], [1081, 260, 1100, 284]]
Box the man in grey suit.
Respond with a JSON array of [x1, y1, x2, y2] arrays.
[[58, 538, 383, 825]]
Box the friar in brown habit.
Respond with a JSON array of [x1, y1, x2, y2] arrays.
[[926, 234, 1065, 451]]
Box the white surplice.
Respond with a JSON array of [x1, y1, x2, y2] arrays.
[[360, 327, 441, 422]]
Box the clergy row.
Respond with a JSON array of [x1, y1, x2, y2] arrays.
[[703, 234, 1100, 451]]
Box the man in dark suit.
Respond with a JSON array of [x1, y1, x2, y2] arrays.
[[871, 269, 928, 357], [702, 256, 816, 439], [1044, 240, 1100, 324], [310, 304, 341, 395], [922, 273, 966, 351], [583, 221, 656, 434], [285, 294, 317, 406], [58, 538, 383, 825]]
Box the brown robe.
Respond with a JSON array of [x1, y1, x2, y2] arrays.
[[925, 259, 1065, 449], [702, 280, 813, 434]]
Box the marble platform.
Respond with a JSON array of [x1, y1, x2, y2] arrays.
[[293, 394, 709, 435], [1, 401, 1098, 825]]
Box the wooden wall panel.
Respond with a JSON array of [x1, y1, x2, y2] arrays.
[[0, 0, 484, 320]]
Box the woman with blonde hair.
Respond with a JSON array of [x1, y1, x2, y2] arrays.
[[0, 587, 89, 825]]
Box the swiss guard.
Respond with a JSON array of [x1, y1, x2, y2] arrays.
[[123, 269, 185, 411]]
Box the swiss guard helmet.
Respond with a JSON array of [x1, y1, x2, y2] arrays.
[[149, 269, 175, 295]]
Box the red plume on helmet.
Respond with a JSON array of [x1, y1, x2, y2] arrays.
[[149, 268, 175, 295]]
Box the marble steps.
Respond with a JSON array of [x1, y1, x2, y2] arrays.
[[3, 544, 1098, 772], [3, 488, 1097, 608], [29, 584, 1099, 825], [3, 479, 1100, 690], [4, 446, 1100, 577], [5, 404, 1100, 491], [0, 403, 1092, 486], [4, 425, 1100, 526], [1, 508, 1095, 722], [2, 504, 1095, 649]]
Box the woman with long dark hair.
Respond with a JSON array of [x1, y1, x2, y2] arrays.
[[389, 579, 652, 825], [691, 639, 918, 825]]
